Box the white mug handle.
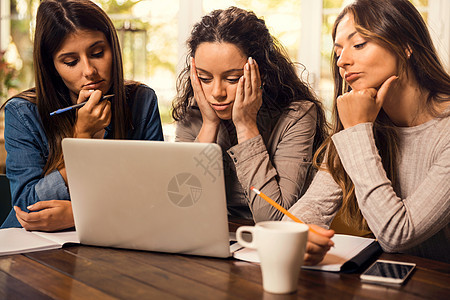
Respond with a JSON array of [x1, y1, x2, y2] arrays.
[[236, 226, 257, 249]]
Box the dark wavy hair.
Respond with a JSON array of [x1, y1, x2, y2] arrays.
[[172, 6, 327, 152], [4, 0, 135, 175], [314, 0, 450, 230]]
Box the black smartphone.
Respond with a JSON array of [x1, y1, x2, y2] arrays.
[[360, 259, 416, 285]]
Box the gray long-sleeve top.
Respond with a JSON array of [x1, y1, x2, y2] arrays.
[[175, 101, 317, 222], [286, 117, 450, 263]]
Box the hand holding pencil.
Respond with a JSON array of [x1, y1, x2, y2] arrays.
[[250, 186, 335, 265]]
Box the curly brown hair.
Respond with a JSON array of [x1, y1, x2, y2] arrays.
[[172, 6, 328, 152]]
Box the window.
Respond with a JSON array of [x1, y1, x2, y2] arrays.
[[0, 0, 448, 169]]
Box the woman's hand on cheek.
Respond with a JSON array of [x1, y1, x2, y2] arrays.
[[337, 75, 398, 129], [74, 89, 111, 138], [14, 200, 74, 232], [233, 57, 262, 143], [191, 57, 221, 143], [190, 57, 220, 127], [303, 225, 335, 266]]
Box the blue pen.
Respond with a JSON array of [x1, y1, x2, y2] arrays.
[[49, 94, 114, 116]]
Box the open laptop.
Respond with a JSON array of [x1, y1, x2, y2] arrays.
[[62, 138, 240, 258]]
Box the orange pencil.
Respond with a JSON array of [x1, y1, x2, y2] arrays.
[[250, 186, 322, 236]]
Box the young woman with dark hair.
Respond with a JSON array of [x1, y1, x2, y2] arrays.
[[172, 7, 329, 228], [1, 0, 164, 231]]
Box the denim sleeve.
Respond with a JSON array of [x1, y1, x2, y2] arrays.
[[128, 85, 164, 141], [2, 99, 69, 228]]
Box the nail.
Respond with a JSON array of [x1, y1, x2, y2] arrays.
[[245, 63, 249, 71], [249, 57, 253, 65], [27, 204, 33, 209]]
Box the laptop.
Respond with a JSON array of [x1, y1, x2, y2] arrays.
[[62, 138, 240, 258]]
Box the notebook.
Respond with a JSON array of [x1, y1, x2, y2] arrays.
[[233, 234, 382, 273], [62, 138, 237, 258], [0, 228, 79, 256]]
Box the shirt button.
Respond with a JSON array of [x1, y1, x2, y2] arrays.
[[233, 157, 237, 163]]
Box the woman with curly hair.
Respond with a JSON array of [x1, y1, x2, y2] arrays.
[[173, 7, 329, 227]]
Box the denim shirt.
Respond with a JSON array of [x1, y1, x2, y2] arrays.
[[1, 84, 164, 228]]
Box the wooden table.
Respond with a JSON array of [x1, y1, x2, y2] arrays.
[[1, 221, 449, 299]]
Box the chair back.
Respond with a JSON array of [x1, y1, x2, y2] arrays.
[[0, 174, 12, 225]]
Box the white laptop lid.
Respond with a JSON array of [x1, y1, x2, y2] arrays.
[[62, 138, 231, 258]]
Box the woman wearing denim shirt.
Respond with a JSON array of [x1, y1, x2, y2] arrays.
[[1, 0, 163, 231]]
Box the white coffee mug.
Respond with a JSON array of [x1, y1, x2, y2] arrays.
[[236, 221, 309, 294]]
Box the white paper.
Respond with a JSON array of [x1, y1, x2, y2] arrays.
[[302, 234, 374, 271], [233, 234, 375, 272], [0, 228, 79, 256], [33, 230, 79, 245]]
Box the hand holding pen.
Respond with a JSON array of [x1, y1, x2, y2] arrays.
[[50, 94, 114, 116], [70, 90, 113, 138]]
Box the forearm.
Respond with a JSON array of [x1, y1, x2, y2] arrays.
[[285, 168, 343, 227], [13, 171, 69, 213], [332, 123, 450, 251], [232, 104, 323, 222], [229, 134, 312, 222], [235, 122, 259, 144], [5, 106, 70, 209], [196, 122, 220, 143]]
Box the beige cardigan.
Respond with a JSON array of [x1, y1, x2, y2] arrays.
[[175, 101, 318, 222]]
